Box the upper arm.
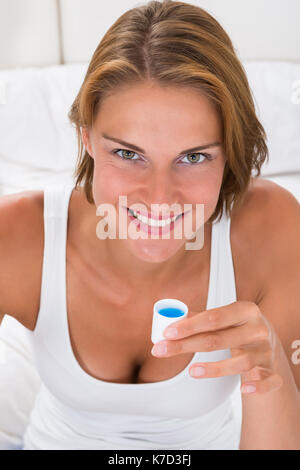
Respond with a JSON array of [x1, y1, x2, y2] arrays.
[[248, 179, 300, 393], [0, 191, 44, 329]]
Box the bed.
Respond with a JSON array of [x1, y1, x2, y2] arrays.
[[0, 0, 299, 450]]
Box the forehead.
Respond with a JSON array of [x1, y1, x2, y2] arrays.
[[94, 82, 222, 139], [98, 82, 217, 113]]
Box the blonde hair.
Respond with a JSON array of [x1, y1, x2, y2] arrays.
[[68, 0, 268, 223]]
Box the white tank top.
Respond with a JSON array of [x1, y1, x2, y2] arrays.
[[22, 183, 242, 450]]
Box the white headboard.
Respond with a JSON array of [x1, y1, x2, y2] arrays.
[[1, 0, 300, 69]]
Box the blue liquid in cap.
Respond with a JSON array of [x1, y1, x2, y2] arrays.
[[158, 307, 185, 318]]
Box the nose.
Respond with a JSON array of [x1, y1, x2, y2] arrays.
[[140, 168, 180, 213]]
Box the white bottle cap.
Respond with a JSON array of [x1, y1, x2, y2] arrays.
[[151, 298, 188, 344]]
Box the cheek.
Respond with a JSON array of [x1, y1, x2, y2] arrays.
[[184, 173, 221, 203], [92, 163, 134, 203], [182, 167, 224, 219]]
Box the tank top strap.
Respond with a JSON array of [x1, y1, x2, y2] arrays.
[[206, 201, 237, 309], [44, 183, 74, 219], [31, 183, 74, 348]]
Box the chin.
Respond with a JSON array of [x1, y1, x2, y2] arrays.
[[126, 238, 184, 264]]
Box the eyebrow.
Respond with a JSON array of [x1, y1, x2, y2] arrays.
[[101, 132, 222, 155]]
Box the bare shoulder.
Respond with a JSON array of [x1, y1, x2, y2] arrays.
[[0, 189, 44, 329], [230, 177, 300, 301], [231, 176, 300, 235]]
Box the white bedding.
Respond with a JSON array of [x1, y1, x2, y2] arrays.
[[0, 60, 299, 449]]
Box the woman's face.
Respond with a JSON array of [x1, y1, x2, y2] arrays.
[[81, 81, 225, 263]]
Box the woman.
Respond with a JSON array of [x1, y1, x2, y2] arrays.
[[0, 0, 300, 450]]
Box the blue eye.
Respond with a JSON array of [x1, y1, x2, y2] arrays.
[[180, 152, 212, 165], [112, 148, 213, 165], [112, 149, 140, 162]]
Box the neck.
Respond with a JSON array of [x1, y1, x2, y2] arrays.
[[105, 238, 192, 286], [86, 221, 211, 291]]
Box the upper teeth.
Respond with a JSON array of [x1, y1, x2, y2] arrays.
[[128, 209, 180, 227]]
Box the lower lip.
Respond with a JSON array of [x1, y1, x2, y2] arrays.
[[126, 208, 185, 235]]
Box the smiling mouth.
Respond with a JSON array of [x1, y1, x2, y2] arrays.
[[127, 207, 184, 227]]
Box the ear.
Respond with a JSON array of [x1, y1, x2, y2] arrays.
[[81, 127, 93, 158]]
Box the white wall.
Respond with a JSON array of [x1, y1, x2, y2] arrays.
[[0, 0, 300, 69]]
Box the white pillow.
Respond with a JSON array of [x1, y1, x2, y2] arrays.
[[0, 63, 87, 195], [244, 61, 300, 176], [0, 316, 41, 450]]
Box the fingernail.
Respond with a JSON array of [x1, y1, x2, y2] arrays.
[[164, 327, 178, 339], [151, 343, 167, 356], [241, 384, 256, 394], [190, 366, 206, 377]]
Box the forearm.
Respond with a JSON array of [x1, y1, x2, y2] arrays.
[[239, 335, 300, 450]]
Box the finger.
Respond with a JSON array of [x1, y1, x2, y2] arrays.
[[241, 373, 283, 395], [188, 346, 273, 378], [240, 364, 278, 382], [160, 319, 269, 357], [163, 301, 258, 340]]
